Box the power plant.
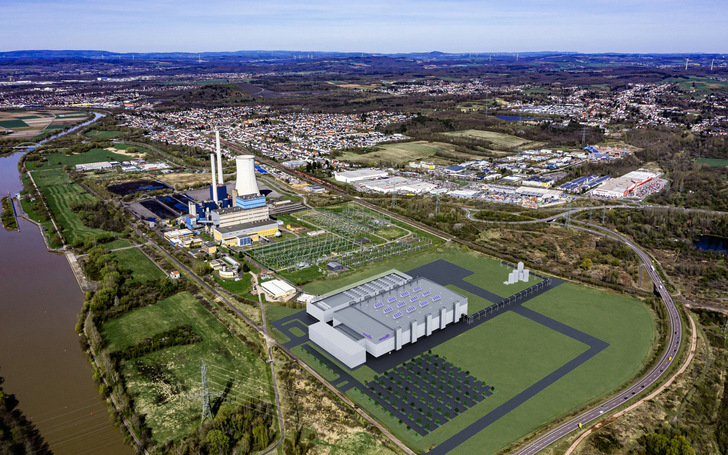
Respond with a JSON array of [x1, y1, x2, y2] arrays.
[[184, 132, 279, 245]]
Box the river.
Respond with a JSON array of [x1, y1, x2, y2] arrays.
[[0, 152, 132, 454]]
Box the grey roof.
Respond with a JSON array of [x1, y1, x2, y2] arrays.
[[321, 273, 466, 343], [215, 219, 278, 235]]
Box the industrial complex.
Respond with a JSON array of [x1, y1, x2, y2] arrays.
[[306, 270, 468, 368]]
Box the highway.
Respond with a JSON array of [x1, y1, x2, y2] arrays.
[[515, 219, 683, 455]]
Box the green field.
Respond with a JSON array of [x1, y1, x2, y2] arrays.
[[445, 284, 655, 454], [85, 130, 125, 138], [104, 238, 133, 250], [112, 247, 166, 282], [696, 158, 728, 168], [30, 169, 113, 243], [297, 247, 655, 454], [41, 148, 131, 169], [302, 244, 534, 303], [0, 119, 29, 128], [213, 273, 254, 299], [443, 130, 541, 150], [340, 141, 481, 165], [102, 292, 272, 443]]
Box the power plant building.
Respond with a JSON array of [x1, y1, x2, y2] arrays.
[[187, 132, 278, 244], [307, 271, 468, 369]]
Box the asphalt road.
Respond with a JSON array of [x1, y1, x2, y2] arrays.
[[514, 219, 682, 455]]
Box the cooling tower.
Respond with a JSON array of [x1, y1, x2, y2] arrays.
[[215, 129, 224, 184], [235, 155, 260, 197], [210, 153, 218, 204]]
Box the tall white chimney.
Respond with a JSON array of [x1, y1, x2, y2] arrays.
[[235, 155, 260, 197], [215, 129, 224, 184], [210, 153, 218, 204]]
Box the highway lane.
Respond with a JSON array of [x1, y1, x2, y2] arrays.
[[515, 220, 682, 455]]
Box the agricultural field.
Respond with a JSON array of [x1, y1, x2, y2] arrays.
[[102, 292, 272, 444], [340, 140, 481, 165], [111, 247, 166, 282], [289, 244, 655, 454], [30, 169, 113, 243], [0, 110, 90, 139], [442, 130, 543, 151]]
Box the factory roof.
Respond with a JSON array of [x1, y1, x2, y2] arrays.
[[311, 272, 466, 343], [214, 206, 245, 215], [215, 219, 278, 234]]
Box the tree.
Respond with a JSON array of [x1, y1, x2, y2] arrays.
[[206, 429, 230, 455], [580, 258, 593, 271]]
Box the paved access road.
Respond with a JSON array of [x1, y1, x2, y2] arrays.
[[515, 220, 682, 455]]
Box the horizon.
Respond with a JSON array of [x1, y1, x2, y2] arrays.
[[2, 0, 727, 54]]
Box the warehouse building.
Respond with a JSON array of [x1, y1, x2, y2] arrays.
[[307, 271, 468, 369], [334, 168, 388, 183], [591, 169, 661, 199]]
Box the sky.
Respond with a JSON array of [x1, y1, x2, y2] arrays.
[[1, 0, 726, 54]]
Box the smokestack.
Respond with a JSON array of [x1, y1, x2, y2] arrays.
[[216, 129, 224, 184], [235, 155, 260, 197], [210, 153, 218, 204]]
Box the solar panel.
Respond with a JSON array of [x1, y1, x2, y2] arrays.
[[413, 286, 422, 292], [406, 306, 416, 313], [397, 301, 406, 308], [387, 296, 397, 303], [422, 290, 432, 297], [410, 295, 419, 302], [400, 290, 409, 297], [383, 306, 393, 314], [420, 300, 429, 307], [432, 295, 441, 301], [393, 311, 403, 319], [374, 302, 384, 309]]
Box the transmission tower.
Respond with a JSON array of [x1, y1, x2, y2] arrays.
[[391, 183, 397, 208], [435, 193, 440, 214], [189, 359, 220, 420], [602, 208, 606, 224], [581, 127, 587, 145]]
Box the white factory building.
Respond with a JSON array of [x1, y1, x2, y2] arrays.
[[307, 270, 468, 369], [334, 168, 389, 184]]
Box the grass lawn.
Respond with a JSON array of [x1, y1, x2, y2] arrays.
[[374, 226, 408, 240], [281, 265, 325, 285], [303, 244, 533, 299], [41, 148, 131, 169], [446, 284, 655, 454], [104, 238, 133, 250], [85, 130, 125, 138], [31, 169, 113, 243], [214, 272, 253, 298], [112, 247, 165, 282], [102, 292, 272, 444], [340, 141, 481, 165], [696, 158, 728, 168]]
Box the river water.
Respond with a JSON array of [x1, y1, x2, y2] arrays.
[[0, 152, 132, 454]]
